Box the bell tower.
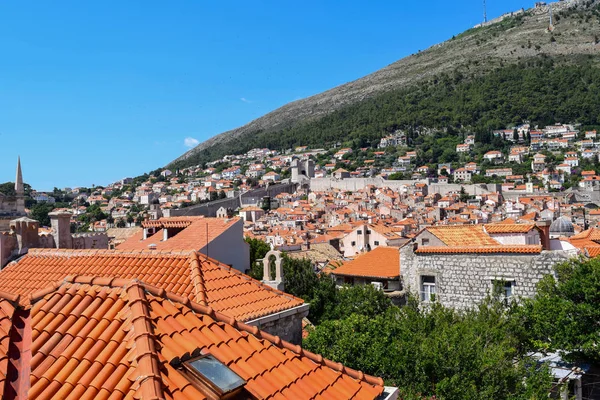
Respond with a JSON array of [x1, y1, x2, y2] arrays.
[[14, 157, 25, 215]]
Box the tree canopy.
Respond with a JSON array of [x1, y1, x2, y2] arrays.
[[520, 257, 600, 363], [304, 297, 552, 400]]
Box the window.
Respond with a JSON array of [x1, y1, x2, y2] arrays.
[[374, 241, 380, 246], [357, 230, 363, 234], [182, 355, 246, 396], [351, 241, 356, 246], [366, 230, 372, 234], [492, 280, 513, 300], [420, 275, 436, 302], [421, 238, 430, 246]]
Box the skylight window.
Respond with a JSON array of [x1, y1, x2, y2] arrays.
[[183, 355, 246, 395]]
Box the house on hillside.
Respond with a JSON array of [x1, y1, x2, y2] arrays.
[[340, 224, 407, 258]]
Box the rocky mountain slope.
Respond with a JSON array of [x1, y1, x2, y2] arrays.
[[170, 0, 600, 168]]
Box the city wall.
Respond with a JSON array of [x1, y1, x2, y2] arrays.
[[167, 183, 297, 217], [310, 178, 498, 196]]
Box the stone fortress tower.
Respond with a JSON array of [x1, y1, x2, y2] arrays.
[[290, 158, 315, 184]]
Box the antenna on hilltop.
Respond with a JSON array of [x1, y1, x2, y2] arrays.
[[483, 0, 487, 23]]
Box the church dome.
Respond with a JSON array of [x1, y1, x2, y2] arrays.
[[550, 216, 574, 235]]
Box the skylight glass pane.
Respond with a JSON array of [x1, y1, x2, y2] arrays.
[[188, 356, 245, 393]]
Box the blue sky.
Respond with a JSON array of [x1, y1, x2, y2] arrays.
[[0, 0, 533, 190]]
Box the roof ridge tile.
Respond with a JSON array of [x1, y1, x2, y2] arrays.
[[189, 253, 208, 306], [125, 282, 165, 400]]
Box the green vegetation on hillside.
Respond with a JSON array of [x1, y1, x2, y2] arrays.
[[171, 57, 600, 169]]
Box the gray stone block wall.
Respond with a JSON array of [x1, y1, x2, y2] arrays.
[[246, 304, 310, 345], [400, 245, 573, 310]]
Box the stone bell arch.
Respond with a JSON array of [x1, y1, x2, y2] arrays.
[[262, 250, 284, 291]]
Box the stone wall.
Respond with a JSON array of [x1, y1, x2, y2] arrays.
[[72, 233, 109, 250], [309, 177, 498, 196], [246, 304, 310, 345], [310, 177, 421, 192], [167, 183, 296, 217], [400, 244, 574, 309], [0, 233, 17, 269]]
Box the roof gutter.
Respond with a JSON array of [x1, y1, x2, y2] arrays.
[[331, 272, 401, 280]]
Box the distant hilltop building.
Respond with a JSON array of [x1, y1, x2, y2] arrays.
[[0, 158, 26, 231]]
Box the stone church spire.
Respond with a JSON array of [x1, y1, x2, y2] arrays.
[[15, 156, 24, 196], [14, 157, 25, 215]]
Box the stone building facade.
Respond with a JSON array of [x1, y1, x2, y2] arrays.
[[400, 244, 574, 309]]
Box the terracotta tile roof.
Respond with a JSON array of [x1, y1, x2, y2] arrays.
[[585, 247, 600, 257], [520, 211, 538, 221], [331, 247, 400, 279], [0, 290, 21, 399], [0, 277, 385, 399], [568, 229, 600, 257], [0, 249, 303, 321], [426, 225, 500, 247], [118, 217, 242, 251], [484, 223, 537, 234], [415, 245, 542, 254], [569, 228, 600, 242], [498, 218, 517, 224]]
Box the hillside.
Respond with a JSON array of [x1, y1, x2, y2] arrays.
[[170, 0, 600, 169]]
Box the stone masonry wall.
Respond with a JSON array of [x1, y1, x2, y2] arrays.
[[246, 305, 309, 345], [400, 245, 574, 310], [309, 177, 498, 197]]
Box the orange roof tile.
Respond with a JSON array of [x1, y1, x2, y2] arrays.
[[0, 277, 385, 399], [585, 247, 600, 257], [415, 245, 542, 254], [426, 225, 499, 247], [0, 249, 303, 321], [118, 217, 242, 251], [484, 223, 537, 234], [332, 247, 400, 279]]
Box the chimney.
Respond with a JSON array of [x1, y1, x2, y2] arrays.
[[49, 211, 73, 249], [536, 220, 551, 250]]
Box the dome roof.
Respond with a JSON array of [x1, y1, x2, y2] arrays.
[[550, 216, 574, 234]]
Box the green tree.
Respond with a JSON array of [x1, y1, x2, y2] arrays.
[[78, 203, 107, 225], [245, 238, 271, 275], [304, 296, 552, 400], [521, 257, 600, 363], [29, 202, 55, 226]]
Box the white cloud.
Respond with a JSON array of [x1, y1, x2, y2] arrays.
[[184, 137, 200, 148], [240, 97, 252, 103]]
